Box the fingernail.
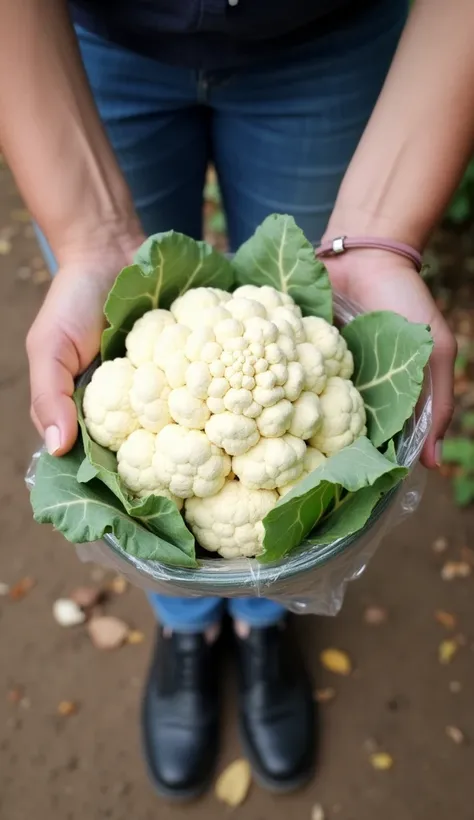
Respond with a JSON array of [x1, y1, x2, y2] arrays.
[[45, 425, 61, 455], [435, 439, 443, 467]]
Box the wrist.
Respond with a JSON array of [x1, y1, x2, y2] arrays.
[[54, 218, 145, 272], [324, 203, 427, 252]]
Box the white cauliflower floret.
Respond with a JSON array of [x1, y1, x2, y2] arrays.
[[233, 284, 300, 316], [232, 433, 306, 490], [278, 446, 327, 496], [310, 376, 367, 456], [288, 391, 322, 440], [170, 287, 231, 329], [302, 316, 354, 378], [83, 358, 139, 451], [297, 342, 327, 394], [168, 387, 210, 429], [126, 309, 175, 367], [129, 362, 171, 433], [153, 424, 231, 498], [256, 399, 294, 437], [117, 429, 182, 508], [270, 306, 306, 343], [205, 412, 260, 456], [153, 324, 191, 388], [184, 480, 278, 558]]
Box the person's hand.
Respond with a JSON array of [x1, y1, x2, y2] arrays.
[[26, 241, 142, 456], [324, 251, 456, 470]]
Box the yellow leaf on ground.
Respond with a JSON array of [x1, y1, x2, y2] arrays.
[[0, 238, 12, 255], [370, 752, 394, 771], [439, 639, 458, 665], [127, 630, 145, 645], [434, 610, 457, 630], [320, 649, 352, 676], [107, 575, 128, 595], [57, 700, 78, 717], [215, 759, 251, 807], [441, 561, 471, 581]]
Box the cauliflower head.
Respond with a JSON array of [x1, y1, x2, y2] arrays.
[[232, 433, 306, 490], [83, 359, 139, 451], [310, 376, 366, 456], [117, 429, 182, 508], [162, 309, 309, 452], [302, 316, 353, 378], [278, 446, 326, 496], [184, 480, 278, 558], [153, 424, 231, 498]]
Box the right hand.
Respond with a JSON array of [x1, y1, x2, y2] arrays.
[[26, 243, 142, 456]]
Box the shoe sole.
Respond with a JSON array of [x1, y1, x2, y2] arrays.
[[238, 723, 316, 795]]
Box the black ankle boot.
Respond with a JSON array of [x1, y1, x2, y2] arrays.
[[235, 621, 316, 792], [142, 628, 221, 800]]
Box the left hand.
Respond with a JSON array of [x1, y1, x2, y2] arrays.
[[324, 250, 456, 470]]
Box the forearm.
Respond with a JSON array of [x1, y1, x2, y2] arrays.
[[0, 0, 142, 265], [326, 0, 474, 249]]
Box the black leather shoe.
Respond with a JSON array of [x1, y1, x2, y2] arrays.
[[142, 628, 221, 800], [235, 621, 316, 792]]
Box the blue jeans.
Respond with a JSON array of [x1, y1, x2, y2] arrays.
[[38, 0, 407, 631]]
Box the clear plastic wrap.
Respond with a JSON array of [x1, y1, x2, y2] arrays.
[[25, 293, 432, 616]]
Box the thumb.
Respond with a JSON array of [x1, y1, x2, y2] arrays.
[[27, 326, 80, 456]]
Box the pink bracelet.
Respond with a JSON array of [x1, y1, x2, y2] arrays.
[[315, 236, 423, 273]]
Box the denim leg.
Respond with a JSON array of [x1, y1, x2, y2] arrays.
[[148, 594, 225, 632], [228, 598, 286, 627], [76, 25, 210, 239], [211, 0, 408, 249]]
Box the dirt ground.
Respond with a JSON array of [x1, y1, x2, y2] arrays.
[[1, 161, 474, 820]]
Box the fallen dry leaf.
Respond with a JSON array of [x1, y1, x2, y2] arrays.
[[370, 752, 394, 771], [53, 598, 86, 627], [107, 575, 128, 595], [449, 680, 462, 694], [7, 687, 23, 705], [434, 610, 457, 630], [57, 700, 78, 717], [0, 581, 9, 596], [69, 586, 102, 610], [364, 605, 388, 625], [311, 804, 325, 820], [9, 577, 36, 601], [314, 687, 336, 704], [432, 537, 448, 554], [445, 725, 465, 745], [441, 561, 471, 581], [87, 616, 129, 650], [320, 649, 352, 676], [127, 630, 145, 645], [0, 237, 12, 255], [215, 759, 251, 807], [439, 639, 458, 665]]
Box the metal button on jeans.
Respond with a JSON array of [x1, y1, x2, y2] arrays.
[[228, 0, 239, 6]]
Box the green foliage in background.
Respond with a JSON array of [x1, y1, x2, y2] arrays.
[[445, 161, 474, 225]]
